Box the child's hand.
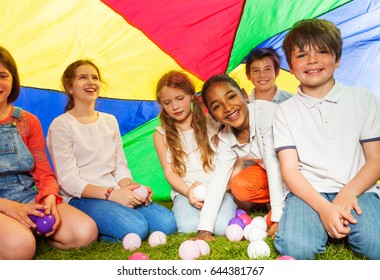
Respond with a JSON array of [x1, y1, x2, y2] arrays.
[[194, 230, 215, 241], [42, 194, 60, 236], [333, 189, 362, 217], [2, 199, 46, 229], [266, 222, 278, 238], [187, 182, 204, 209], [318, 202, 356, 239]]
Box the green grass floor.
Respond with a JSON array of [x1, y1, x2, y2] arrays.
[[34, 201, 366, 260]]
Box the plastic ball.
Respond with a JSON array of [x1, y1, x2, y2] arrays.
[[277, 255, 296, 260], [129, 252, 150, 260], [148, 231, 167, 247], [250, 216, 267, 230], [194, 239, 210, 256], [247, 240, 271, 259], [235, 208, 246, 217], [243, 224, 255, 240], [228, 217, 245, 229], [247, 226, 267, 242], [226, 224, 244, 242], [193, 184, 207, 201], [123, 233, 142, 251], [133, 185, 149, 199], [35, 214, 55, 234], [238, 213, 252, 227], [28, 209, 44, 223], [178, 240, 201, 260]]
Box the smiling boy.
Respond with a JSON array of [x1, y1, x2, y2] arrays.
[[273, 19, 380, 259]]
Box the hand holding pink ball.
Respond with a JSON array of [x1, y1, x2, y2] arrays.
[[133, 185, 149, 199]]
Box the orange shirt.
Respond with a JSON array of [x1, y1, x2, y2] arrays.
[[0, 106, 62, 204]]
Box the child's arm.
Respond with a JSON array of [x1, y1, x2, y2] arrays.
[[153, 131, 203, 208], [278, 148, 357, 239], [333, 140, 380, 214]]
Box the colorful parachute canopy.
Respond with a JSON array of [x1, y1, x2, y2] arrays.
[[2, 0, 379, 200]]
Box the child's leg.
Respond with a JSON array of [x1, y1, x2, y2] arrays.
[[213, 192, 237, 236], [230, 164, 270, 210], [48, 203, 98, 250], [0, 213, 36, 260], [275, 193, 328, 260], [348, 192, 380, 259], [69, 198, 149, 242], [172, 194, 200, 234], [135, 202, 177, 235]]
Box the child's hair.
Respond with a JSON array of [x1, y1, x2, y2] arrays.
[[61, 60, 101, 112], [283, 18, 342, 68], [156, 71, 215, 176], [0, 46, 20, 104], [201, 74, 243, 112], [245, 47, 281, 76]]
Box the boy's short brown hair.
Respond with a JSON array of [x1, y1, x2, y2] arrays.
[[283, 18, 342, 68]]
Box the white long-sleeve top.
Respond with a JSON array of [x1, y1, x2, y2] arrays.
[[198, 101, 285, 232], [46, 112, 132, 202]]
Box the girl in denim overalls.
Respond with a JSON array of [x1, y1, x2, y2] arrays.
[[0, 46, 98, 259]]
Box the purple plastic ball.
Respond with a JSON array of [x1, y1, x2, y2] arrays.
[[228, 217, 245, 229], [235, 209, 246, 217], [36, 214, 55, 234], [28, 209, 44, 223]]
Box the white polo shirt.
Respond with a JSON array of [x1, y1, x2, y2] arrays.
[[273, 82, 380, 194], [249, 85, 294, 104]]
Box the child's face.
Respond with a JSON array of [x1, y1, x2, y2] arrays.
[[289, 45, 340, 96], [0, 63, 12, 107], [159, 86, 193, 123], [205, 82, 248, 130], [69, 64, 100, 103], [246, 57, 278, 92]]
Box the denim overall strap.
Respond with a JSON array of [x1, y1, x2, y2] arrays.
[[0, 107, 37, 203]]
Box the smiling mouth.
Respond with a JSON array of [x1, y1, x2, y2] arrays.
[[305, 69, 322, 74], [225, 110, 239, 121]]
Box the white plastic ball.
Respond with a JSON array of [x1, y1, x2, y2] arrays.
[[122, 233, 142, 251], [226, 224, 244, 242], [247, 226, 267, 242], [243, 224, 254, 240], [178, 240, 201, 260], [247, 240, 270, 259], [148, 231, 167, 247], [193, 184, 207, 201], [194, 239, 210, 256], [250, 216, 267, 230]]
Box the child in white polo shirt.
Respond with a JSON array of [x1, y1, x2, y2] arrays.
[[273, 18, 380, 259]]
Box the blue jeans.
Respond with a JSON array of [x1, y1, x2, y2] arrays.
[[69, 198, 177, 242], [173, 192, 237, 235], [275, 192, 380, 259]]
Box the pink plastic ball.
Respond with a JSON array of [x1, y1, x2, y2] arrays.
[[148, 231, 167, 247], [129, 252, 150, 260], [194, 239, 210, 256], [178, 240, 201, 260], [277, 255, 296, 260], [226, 224, 244, 242], [133, 185, 149, 199], [122, 233, 142, 251], [238, 213, 252, 227]]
